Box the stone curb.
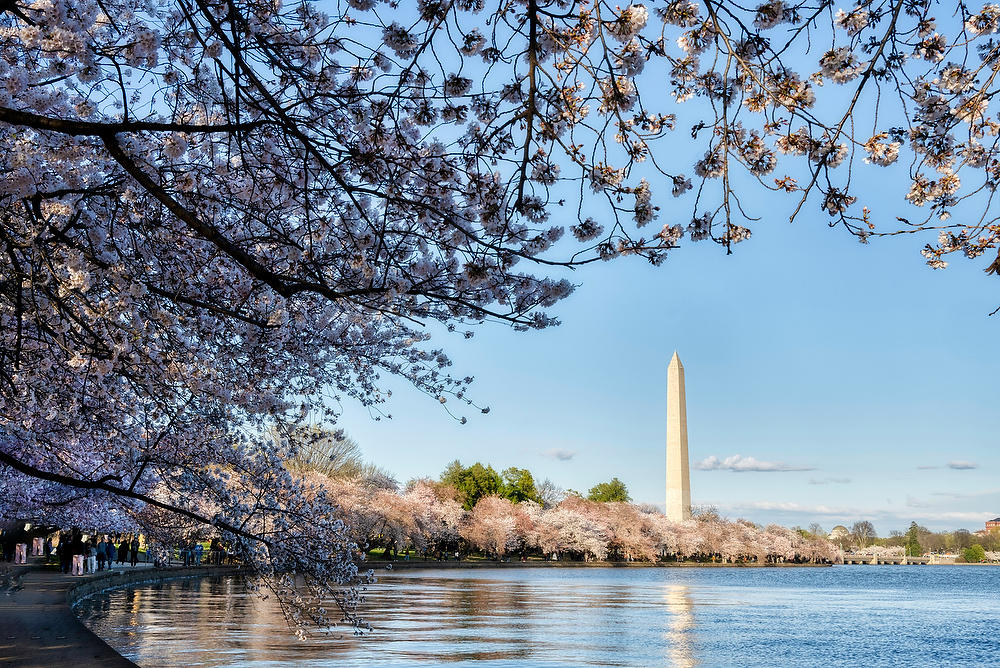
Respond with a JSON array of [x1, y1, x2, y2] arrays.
[[0, 564, 241, 668], [67, 565, 243, 607], [360, 559, 832, 570]]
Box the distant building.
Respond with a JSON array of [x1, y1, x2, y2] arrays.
[[986, 518, 1000, 531], [829, 525, 849, 541]]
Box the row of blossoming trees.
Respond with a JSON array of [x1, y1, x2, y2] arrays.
[[8, 0, 997, 631], [301, 474, 841, 565]]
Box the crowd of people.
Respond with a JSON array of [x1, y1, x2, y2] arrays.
[[1, 522, 237, 575], [176, 538, 234, 566], [53, 531, 142, 575], [1, 526, 144, 575]]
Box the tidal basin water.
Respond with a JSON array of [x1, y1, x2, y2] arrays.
[[75, 565, 1000, 667]]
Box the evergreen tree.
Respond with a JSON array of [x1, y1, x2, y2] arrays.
[[963, 544, 986, 563], [501, 467, 542, 504], [587, 478, 631, 503], [905, 521, 922, 557], [440, 461, 503, 510]]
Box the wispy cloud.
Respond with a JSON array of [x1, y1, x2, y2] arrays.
[[929, 488, 1000, 500], [722, 500, 994, 525], [809, 477, 852, 485], [544, 448, 576, 461], [917, 461, 979, 470], [725, 500, 856, 515], [694, 454, 814, 472]]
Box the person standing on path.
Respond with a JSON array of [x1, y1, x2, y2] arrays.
[[85, 539, 96, 573], [12, 525, 28, 564], [130, 537, 139, 567], [70, 531, 85, 576], [57, 533, 70, 573], [118, 537, 129, 566], [96, 536, 107, 571]]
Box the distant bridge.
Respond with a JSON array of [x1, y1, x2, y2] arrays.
[[841, 555, 938, 565]]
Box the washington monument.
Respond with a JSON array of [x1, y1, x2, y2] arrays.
[[666, 352, 692, 522]]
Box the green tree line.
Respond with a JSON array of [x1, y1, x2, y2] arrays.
[[440, 460, 630, 510]]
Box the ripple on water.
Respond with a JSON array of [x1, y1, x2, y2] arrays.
[[75, 565, 1000, 667]]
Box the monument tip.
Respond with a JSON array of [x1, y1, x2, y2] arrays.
[[669, 350, 682, 366]]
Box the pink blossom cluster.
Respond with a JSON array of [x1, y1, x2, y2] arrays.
[[310, 476, 841, 564]]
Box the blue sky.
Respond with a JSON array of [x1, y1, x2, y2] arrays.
[[336, 190, 1000, 534], [323, 12, 999, 534]]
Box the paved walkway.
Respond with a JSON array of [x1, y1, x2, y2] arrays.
[[0, 558, 199, 668]]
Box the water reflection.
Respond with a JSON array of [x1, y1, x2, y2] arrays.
[[662, 584, 695, 667], [126, 588, 141, 638], [76, 566, 1000, 667]]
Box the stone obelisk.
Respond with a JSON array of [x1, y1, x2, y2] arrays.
[[666, 352, 691, 522]]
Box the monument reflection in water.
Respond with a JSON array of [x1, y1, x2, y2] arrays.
[[77, 565, 1000, 667], [662, 584, 695, 668]]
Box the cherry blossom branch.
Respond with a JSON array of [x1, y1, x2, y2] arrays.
[[0, 106, 267, 136], [0, 449, 272, 548]]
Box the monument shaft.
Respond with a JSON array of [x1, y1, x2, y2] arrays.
[[666, 352, 691, 522]]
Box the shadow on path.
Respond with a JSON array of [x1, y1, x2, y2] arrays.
[[0, 558, 238, 668]]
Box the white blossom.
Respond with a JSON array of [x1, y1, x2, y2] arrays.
[[754, 0, 789, 29], [835, 7, 869, 34], [818, 48, 865, 84], [605, 5, 649, 43]]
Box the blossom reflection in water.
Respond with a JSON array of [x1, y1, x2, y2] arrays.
[[78, 566, 1000, 667]]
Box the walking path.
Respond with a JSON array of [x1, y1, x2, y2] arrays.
[[0, 558, 234, 668]]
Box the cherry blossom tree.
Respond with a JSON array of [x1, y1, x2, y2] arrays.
[[4, 0, 969, 629], [693, 509, 726, 558], [763, 524, 798, 562], [460, 495, 525, 559], [719, 520, 758, 562], [603, 502, 657, 561], [402, 478, 465, 556], [647, 513, 680, 558], [665, 519, 699, 558], [799, 532, 842, 563], [531, 504, 610, 561]]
